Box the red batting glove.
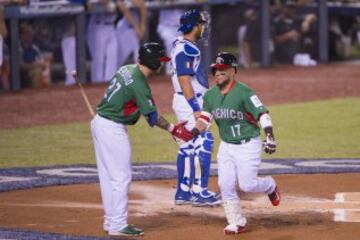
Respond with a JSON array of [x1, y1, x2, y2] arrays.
[[168, 121, 193, 143]]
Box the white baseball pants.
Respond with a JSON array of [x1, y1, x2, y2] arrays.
[[91, 114, 131, 232], [61, 36, 76, 86], [116, 20, 139, 67], [217, 137, 276, 201], [88, 20, 118, 83]]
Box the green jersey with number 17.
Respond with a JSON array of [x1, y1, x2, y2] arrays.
[[203, 81, 268, 144], [96, 64, 157, 125]]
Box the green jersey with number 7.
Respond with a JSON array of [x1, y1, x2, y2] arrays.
[[202, 81, 268, 144], [96, 64, 157, 125]]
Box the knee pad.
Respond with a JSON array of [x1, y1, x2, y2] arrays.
[[194, 131, 214, 154]]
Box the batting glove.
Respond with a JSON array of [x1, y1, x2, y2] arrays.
[[168, 121, 193, 144], [263, 133, 276, 154]]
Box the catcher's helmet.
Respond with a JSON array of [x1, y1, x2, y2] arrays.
[[178, 9, 207, 34], [138, 42, 170, 71], [210, 52, 238, 75]]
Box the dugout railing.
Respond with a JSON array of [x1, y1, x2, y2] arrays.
[[4, 0, 360, 91]]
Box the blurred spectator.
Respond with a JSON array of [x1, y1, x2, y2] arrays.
[[32, 19, 55, 78], [238, 9, 259, 68], [33, 20, 57, 53], [0, 4, 8, 92], [0, 0, 27, 92], [156, 3, 183, 74], [238, 0, 281, 68], [60, 0, 86, 86], [329, 16, 358, 60], [87, 0, 117, 83], [60, 19, 77, 85], [356, 17, 360, 48], [273, 0, 317, 66], [115, 0, 147, 67], [20, 23, 51, 88]]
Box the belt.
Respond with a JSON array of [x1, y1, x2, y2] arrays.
[[229, 138, 251, 145], [176, 92, 202, 98]]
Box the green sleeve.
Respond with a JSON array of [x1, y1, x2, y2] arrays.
[[132, 85, 157, 115], [243, 90, 268, 120], [202, 92, 212, 114]]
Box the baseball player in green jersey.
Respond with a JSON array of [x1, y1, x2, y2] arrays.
[[90, 42, 192, 237], [178, 52, 281, 235]]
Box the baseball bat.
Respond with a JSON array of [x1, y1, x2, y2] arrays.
[[71, 70, 95, 117]]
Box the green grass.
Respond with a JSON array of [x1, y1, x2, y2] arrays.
[[0, 97, 359, 168]]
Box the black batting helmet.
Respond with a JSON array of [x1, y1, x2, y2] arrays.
[[138, 42, 170, 71], [210, 52, 238, 75]]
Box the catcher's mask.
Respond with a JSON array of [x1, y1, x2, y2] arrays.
[[210, 52, 238, 76], [178, 9, 211, 45], [138, 42, 170, 71]]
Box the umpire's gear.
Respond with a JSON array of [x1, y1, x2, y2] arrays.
[[139, 42, 170, 71]]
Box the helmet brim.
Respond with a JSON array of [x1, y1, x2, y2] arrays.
[[159, 56, 171, 62], [211, 63, 232, 71]]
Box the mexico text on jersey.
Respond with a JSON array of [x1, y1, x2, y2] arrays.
[[203, 82, 268, 144]]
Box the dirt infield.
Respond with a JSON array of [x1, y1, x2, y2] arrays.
[[1, 174, 360, 239], [0, 63, 359, 129]]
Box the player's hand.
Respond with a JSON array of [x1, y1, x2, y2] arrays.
[[194, 111, 201, 120], [169, 121, 193, 144], [107, 1, 116, 12], [263, 133, 276, 154]]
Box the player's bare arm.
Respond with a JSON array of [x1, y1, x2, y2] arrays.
[[190, 111, 212, 137], [178, 75, 201, 119], [145, 111, 192, 144], [131, 0, 147, 40], [154, 115, 171, 131], [172, 110, 211, 140], [116, 0, 141, 36]]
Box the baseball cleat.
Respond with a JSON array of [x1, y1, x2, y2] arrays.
[[268, 186, 281, 206], [108, 224, 144, 237], [223, 224, 246, 235], [175, 189, 192, 205], [191, 193, 221, 207]]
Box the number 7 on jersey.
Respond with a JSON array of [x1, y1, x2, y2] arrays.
[[230, 124, 241, 137]]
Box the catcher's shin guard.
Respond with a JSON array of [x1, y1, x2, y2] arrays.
[[193, 131, 214, 193], [191, 131, 220, 207], [175, 143, 193, 204]]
